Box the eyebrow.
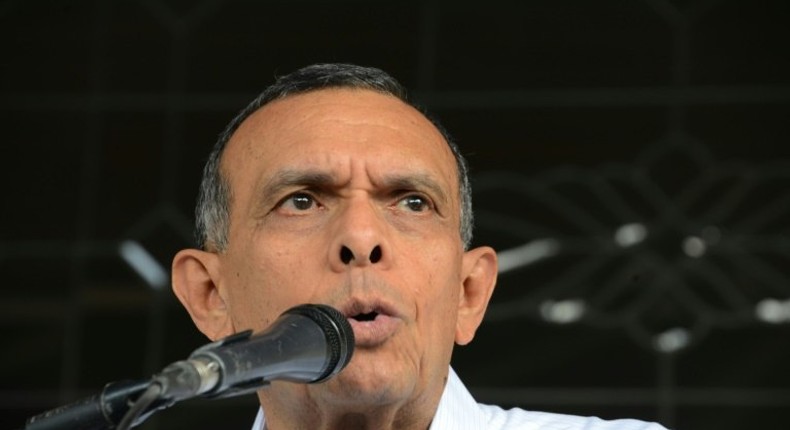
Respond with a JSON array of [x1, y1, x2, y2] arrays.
[[260, 169, 336, 206], [259, 168, 450, 208], [379, 173, 450, 208]]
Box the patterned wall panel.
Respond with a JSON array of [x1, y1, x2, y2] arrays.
[[2, 1, 788, 429]]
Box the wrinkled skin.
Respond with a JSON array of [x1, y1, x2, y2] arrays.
[[172, 88, 497, 430]]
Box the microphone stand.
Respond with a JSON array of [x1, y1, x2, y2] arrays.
[[24, 379, 169, 430], [22, 330, 255, 430], [21, 303, 354, 429]]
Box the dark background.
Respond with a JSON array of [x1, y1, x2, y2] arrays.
[[3, 1, 790, 429]]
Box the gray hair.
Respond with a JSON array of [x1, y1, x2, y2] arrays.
[[195, 63, 473, 251]]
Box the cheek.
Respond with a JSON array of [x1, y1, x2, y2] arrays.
[[414, 250, 462, 330], [225, 282, 274, 331], [223, 243, 313, 331]]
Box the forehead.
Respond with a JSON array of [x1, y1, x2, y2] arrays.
[[221, 88, 459, 198]]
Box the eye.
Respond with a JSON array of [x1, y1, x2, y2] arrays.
[[277, 192, 318, 212], [397, 194, 431, 212]]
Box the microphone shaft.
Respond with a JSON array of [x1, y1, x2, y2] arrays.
[[24, 304, 354, 428], [25, 380, 155, 430], [193, 310, 333, 398]]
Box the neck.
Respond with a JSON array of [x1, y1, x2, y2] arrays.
[[267, 408, 430, 430], [258, 375, 447, 430]]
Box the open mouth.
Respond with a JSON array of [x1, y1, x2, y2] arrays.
[[342, 303, 399, 346], [351, 311, 379, 322]]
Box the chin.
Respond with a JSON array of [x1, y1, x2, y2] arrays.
[[319, 357, 416, 406]]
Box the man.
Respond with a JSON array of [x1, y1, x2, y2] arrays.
[[171, 64, 667, 430]]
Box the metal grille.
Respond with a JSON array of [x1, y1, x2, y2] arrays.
[[2, 1, 788, 428]]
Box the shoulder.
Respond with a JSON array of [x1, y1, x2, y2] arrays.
[[479, 404, 669, 430], [437, 368, 668, 430]]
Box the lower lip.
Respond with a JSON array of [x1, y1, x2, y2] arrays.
[[347, 314, 400, 347]]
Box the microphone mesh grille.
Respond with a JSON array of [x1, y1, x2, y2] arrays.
[[285, 304, 354, 382]]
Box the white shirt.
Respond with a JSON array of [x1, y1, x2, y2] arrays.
[[252, 367, 669, 430]]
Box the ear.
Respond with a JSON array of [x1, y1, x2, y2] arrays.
[[171, 248, 235, 341], [455, 246, 498, 346]]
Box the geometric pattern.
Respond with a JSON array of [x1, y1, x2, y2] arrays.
[[478, 136, 790, 352], [2, 0, 790, 429]]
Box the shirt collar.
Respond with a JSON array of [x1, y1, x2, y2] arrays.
[[251, 366, 484, 430], [429, 366, 488, 429]]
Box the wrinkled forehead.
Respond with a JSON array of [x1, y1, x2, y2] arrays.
[[220, 88, 460, 199]]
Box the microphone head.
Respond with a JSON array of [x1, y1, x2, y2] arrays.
[[284, 304, 355, 383]]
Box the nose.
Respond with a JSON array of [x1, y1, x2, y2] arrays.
[[330, 199, 388, 270], [339, 244, 382, 264]]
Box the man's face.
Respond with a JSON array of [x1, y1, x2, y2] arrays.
[[215, 88, 470, 406]]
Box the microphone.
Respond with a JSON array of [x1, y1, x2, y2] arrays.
[[156, 303, 355, 400], [24, 304, 354, 430]]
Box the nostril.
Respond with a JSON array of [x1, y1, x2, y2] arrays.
[[340, 246, 354, 264], [369, 245, 382, 263]]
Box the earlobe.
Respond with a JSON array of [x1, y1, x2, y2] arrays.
[[171, 248, 234, 341], [455, 246, 498, 346]]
